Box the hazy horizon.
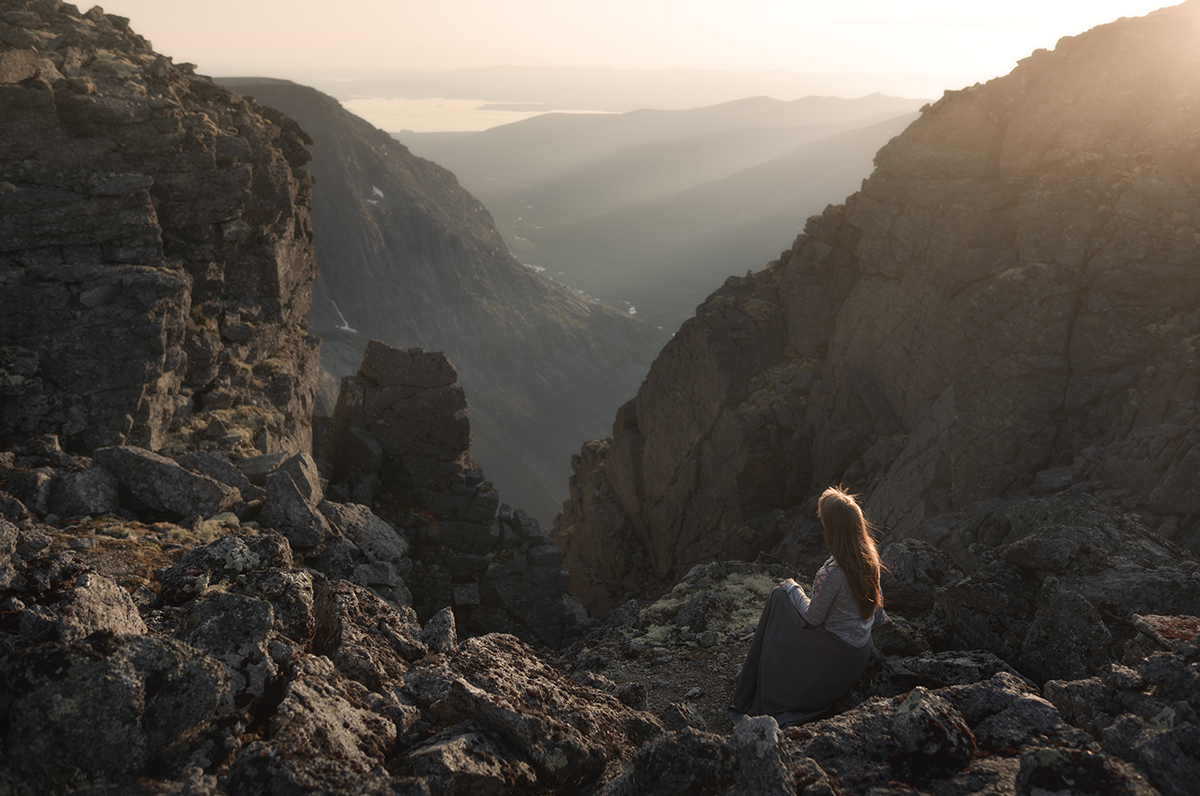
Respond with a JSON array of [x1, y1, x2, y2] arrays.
[[97, 1, 1173, 132]]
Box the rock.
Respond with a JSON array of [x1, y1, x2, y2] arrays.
[[176, 450, 254, 493], [173, 590, 277, 705], [423, 634, 662, 789], [422, 606, 459, 654], [158, 531, 293, 605], [880, 538, 964, 614], [614, 728, 737, 796], [235, 452, 290, 486], [729, 715, 793, 796], [661, 701, 708, 732], [48, 465, 119, 517], [93, 446, 240, 518], [890, 687, 976, 774], [225, 655, 397, 795], [405, 720, 537, 794], [0, 3, 318, 456], [258, 466, 333, 548], [1015, 746, 1161, 796], [55, 571, 148, 640], [312, 579, 426, 692], [0, 634, 232, 781], [1021, 577, 1114, 681]]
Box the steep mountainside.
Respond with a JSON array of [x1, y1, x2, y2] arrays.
[[555, 0, 1200, 613], [218, 78, 667, 524], [0, 2, 318, 458]]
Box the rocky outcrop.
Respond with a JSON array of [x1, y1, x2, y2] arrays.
[[322, 340, 597, 649], [0, 1, 319, 458], [555, 0, 1200, 611], [215, 77, 668, 526]]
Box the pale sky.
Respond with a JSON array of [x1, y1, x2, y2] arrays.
[[97, 0, 1172, 89]]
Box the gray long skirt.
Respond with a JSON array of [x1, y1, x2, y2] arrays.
[[730, 585, 872, 726]]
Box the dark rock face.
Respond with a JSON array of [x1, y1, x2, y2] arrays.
[[323, 340, 598, 649], [215, 77, 668, 526], [555, 0, 1200, 611], [0, 2, 319, 458]]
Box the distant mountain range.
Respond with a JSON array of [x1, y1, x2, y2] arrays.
[[304, 65, 957, 115], [219, 78, 667, 525], [400, 95, 926, 325]]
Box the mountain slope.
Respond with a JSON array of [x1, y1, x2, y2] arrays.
[[401, 94, 926, 202], [219, 78, 667, 524], [522, 113, 919, 323], [554, 0, 1200, 612]]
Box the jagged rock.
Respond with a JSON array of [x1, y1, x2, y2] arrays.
[[1020, 577, 1114, 681], [176, 450, 255, 494], [556, 0, 1200, 611], [661, 701, 708, 732], [259, 465, 333, 548], [405, 720, 537, 794], [225, 655, 397, 795], [173, 590, 277, 705], [0, 518, 17, 590], [0, 634, 232, 782], [47, 464, 119, 518], [416, 634, 662, 789], [880, 538, 964, 614], [323, 341, 477, 496], [235, 451, 290, 486], [610, 728, 737, 796], [55, 571, 147, 640], [94, 446, 240, 518], [422, 606, 459, 654], [1015, 746, 1161, 796], [729, 715, 792, 796], [890, 687, 976, 773], [0, 5, 318, 456], [312, 578, 426, 693], [158, 531, 293, 605]]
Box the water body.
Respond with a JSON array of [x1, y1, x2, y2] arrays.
[[341, 96, 613, 133]]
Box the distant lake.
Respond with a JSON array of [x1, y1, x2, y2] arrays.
[[340, 96, 615, 133]]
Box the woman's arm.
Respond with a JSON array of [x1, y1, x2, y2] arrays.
[[800, 564, 843, 626]]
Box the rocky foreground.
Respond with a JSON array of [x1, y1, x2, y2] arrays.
[[2, 439, 1198, 795]]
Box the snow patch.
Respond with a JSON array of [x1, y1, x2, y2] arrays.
[[330, 300, 357, 333], [372, 186, 384, 198]]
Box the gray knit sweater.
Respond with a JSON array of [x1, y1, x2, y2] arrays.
[[783, 556, 876, 648]]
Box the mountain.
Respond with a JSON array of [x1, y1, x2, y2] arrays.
[[520, 113, 920, 324], [401, 95, 925, 327], [555, 0, 1200, 614], [401, 94, 925, 200], [218, 78, 667, 525]]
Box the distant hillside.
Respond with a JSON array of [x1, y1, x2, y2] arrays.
[[400, 95, 924, 326], [523, 113, 919, 323], [219, 78, 667, 524]]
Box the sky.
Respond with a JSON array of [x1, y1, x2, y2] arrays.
[[95, 0, 1175, 129]]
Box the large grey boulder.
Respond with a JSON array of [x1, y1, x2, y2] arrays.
[[48, 465, 119, 518], [55, 572, 147, 640], [0, 635, 232, 781], [93, 445, 239, 518]]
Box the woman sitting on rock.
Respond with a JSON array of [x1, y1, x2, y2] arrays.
[[731, 485, 885, 725]]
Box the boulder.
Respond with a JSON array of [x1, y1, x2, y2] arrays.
[[93, 446, 239, 518]]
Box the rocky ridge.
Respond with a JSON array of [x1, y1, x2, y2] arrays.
[[0, 0, 319, 459], [554, 0, 1200, 615]]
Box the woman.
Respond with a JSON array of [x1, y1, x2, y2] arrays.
[[730, 486, 885, 726]]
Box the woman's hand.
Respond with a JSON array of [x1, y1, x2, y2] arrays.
[[779, 577, 797, 589]]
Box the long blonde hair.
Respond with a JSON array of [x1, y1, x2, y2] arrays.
[[817, 486, 883, 620]]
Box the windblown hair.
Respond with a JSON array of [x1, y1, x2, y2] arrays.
[[818, 486, 883, 620]]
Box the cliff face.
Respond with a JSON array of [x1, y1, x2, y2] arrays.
[[0, 2, 319, 458], [555, 0, 1200, 613], [216, 78, 668, 525]]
